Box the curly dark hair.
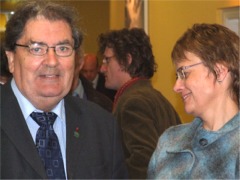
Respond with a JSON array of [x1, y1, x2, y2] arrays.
[[4, 0, 83, 52], [171, 23, 239, 105], [98, 28, 157, 78]]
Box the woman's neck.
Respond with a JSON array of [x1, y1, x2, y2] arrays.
[[201, 100, 238, 131]]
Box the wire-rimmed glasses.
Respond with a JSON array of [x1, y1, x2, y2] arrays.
[[176, 62, 203, 80], [15, 43, 74, 57], [102, 55, 115, 65]]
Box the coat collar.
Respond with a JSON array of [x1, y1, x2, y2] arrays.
[[166, 113, 240, 153]]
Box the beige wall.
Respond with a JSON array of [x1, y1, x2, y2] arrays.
[[57, 0, 110, 54], [110, 0, 239, 123], [110, 1, 125, 29]]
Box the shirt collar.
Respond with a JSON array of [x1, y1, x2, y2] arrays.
[[92, 73, 99, 89], [73, 79, 84, 98], [11, 79, 65, 120]]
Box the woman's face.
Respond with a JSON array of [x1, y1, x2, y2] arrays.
[[173, 52, 219, 117]]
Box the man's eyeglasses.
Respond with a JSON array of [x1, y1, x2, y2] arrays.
[[102, 55, 115, 64], [15, 43, 74, 57], [176, 62, 203, 80]]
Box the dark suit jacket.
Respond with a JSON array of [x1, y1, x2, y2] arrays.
[[80, 74, 113, 112], [0, 81, 128, 179], [96, 73, 116, 102]]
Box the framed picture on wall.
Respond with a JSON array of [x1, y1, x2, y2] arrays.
[[221, 6, 239, 36], [125, 0, 148, 33]]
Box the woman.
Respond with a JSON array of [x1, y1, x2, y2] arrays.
[[147, 23, 239, 179]]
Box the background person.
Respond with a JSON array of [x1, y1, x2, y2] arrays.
[[71, 47, 113, 112], [98, 27, 181, 179], [1, 0, 128, 179], [81, 53, 116, 101], [0, 37, 12, 84], [147, 23, 239, 179]]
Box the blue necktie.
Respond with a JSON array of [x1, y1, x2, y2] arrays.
[[30, 112, 66, 179]]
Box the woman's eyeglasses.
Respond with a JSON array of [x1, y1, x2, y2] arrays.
[[176, 62, 203, 80]]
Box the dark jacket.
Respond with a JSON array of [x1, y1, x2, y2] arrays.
[[96, 73, 116, 102], [0, 81, 128, 179], [80, 74, 113, 112], [113, 79, 181, 179]]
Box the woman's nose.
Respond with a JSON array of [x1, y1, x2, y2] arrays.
[[173, 78, 184, 93]]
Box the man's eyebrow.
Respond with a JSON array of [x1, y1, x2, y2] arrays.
[[29, 40, 46, 45], [57, 40, 73, 45], [28, 39, 73, 46]]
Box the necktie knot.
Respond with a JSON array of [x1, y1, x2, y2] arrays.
[[30, 112, 57, 127]]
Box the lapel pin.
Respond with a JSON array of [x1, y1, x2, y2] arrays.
[[74, 127, 79, 138]]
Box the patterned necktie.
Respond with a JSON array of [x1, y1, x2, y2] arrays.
[[30, 112, 66, 179]]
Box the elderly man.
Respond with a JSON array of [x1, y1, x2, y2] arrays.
[[1, 1, 128, 179]]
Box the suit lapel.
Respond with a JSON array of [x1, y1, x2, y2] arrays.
[[1, 82, 47, 178], [64, 96, 86, 178]]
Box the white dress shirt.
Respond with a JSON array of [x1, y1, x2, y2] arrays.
[[92, 73, 99, 89]]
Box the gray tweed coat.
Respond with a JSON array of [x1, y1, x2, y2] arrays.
[[148, 112, 240, 179]]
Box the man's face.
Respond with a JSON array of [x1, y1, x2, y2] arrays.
[[100, 47, 131, 90], [6, 17, 75, 111], [81, 55, 99, 82]]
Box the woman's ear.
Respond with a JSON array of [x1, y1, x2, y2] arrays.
[[5, 51, 15, 73], [214, 63, 228, 82]]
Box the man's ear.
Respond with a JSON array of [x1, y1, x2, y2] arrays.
[[79, 59, 84, 71], [126, 53, 132, 65], [214, 63, 228, 82], [5, 51, 15, 73]]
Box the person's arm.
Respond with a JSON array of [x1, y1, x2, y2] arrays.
[[126, 0, 143, 28]]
